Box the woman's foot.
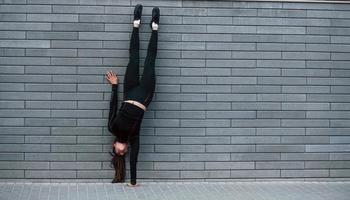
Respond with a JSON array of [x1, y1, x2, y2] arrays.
[[105, 70, 118, 85], [133, 4, 142, 28], [150, 7, 160, 30]]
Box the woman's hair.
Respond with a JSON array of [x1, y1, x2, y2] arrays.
[[110, 147, 125, 182]]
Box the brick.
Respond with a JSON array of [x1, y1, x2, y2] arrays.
[[232, 68, 280, 76], [181, 154, 230, 161], [307, 111, 350, 119], [281, 120, 329, 127], [27, 14, 78, 22], [330, 169, 350, 177], [257, 26, 305, 34], [0, 153, 24, 161], [231, 170, 280, 178], [0, 144, 50, 152], [207, 111, 256, 119], [231, 119, 280, 128], [181, 102, 230, 110], [330, 136, 350, 144], [79, 0, 129, 5], [281, 136, 329, 144], [208, 8, 257, 17], [25, 170, 76, 178], [306, 128, 350, 136], [257, 145, 305, 152], [256, 161, 304, 169], [26, 101, 76, 109], [331, 120, 350, 127], [0, 161, 49, 169], [258, 8, 306, 17], [306, 145, 350, 152], [0, 5, 51, 13], [156, 111, 205, 119], [206, 145, 255, 153], [155, 145, 205, 153], [138, 153, 179, 162], [50, 162, 101, 170], [328, 103, 350, 110], [0, 66, 24, 74], [180, 170, 230, 178], [181, 119, 230, 128], [183, 34, 232, 42], [0, 83, 24, 92], [25, 153, 76, 161], [53, 5, 104, 14], [52, 93, 103, 101], [207, 25, 256, 34], [307, 94, 350, 102], [0, 127, 49, 135], [283, 86, 330, 93], [205, 161, 254, 170], [0, 101, 24, 109], [329, 153, 350, 160], [25, 66, 76, 74], [27, 31, 78, 40], [231, 153, 280, 161], [232, 51, 281, 59], [305, 161, 350, 169], [231, 102, 281, 110], [155, 128, 205, 136], [257, 111, 305, 119], [208, 94, 256, 102], [51, 145, 101, 152], [25, 84, 76, 92], [181, 136, 230, 144], [25, 136, 76, 144], [0, 22, 51, 31], [257, 128, 305, 135], [51, 127, 102, 135], [51, 41, 102, 48], [53, 23, 104, 31], [207, 128, 256, 136], [0, 136, 23, 144], [231, 136, 280, 144], [0, 31, 25, 39], [0, 123, 22, 133], [258, 60, 305, 68], [281, 153, 329, 160], [1, 40, 49, 48], [0, 57, 50, 65], [25, 118, 76, 127], [154, 162, 204, 170], [0, 170, 24, 178], [258, 94, 306, 102], [281, 170, 329, 178]]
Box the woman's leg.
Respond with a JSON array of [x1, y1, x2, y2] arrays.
[[129, 134, 140, 185], [139, 30, 158, 107], [124, 27, 140, 99]]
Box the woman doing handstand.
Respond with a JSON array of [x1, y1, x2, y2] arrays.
[[105, 4, 160, 187]]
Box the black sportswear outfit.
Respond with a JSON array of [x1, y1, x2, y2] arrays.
[[108, 27, 158, 184]]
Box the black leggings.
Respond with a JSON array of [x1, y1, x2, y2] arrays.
[[112, 27, 158, 184], [124, 27, 158, 107]]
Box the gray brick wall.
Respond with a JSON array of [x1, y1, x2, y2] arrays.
[[1, 0, 350, 181]]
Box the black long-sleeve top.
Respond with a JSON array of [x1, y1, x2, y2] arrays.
[[108, 84, 145, 143]]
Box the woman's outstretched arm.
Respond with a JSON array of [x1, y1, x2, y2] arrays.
[[106, 70, 119, 133]]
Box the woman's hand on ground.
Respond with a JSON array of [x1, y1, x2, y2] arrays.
[[106, 70, 118, 85], [127, 183, 139, 187]]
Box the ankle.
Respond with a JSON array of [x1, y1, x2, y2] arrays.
[[151, 22, 158, 31], [133, 19, 140, 28]]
